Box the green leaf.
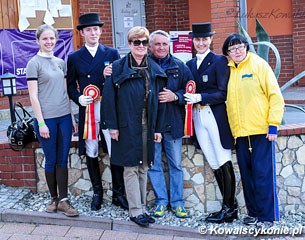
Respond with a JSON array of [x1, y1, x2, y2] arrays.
[[238, 21, 256, 53], [256, 19, 270, 61], [252, 41, 281, 79]]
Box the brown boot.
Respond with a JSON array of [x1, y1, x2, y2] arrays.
[[57, 199, 79, 217], [46, 197, 58, 213]]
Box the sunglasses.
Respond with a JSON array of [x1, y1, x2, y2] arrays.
[[132, 39, 149, 46]]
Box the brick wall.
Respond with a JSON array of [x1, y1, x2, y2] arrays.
[[292, 0, 305, 86], [0, 142, 38, 191], [78, 0, 114, 46], [269, 35, 294, 87], [0, 90, 31, 110], [210, 0, 239, 54], [145, 0, 190, 32]]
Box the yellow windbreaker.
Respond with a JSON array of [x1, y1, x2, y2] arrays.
[[226, 52, 284, 138]]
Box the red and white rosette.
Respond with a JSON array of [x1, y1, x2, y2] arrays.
[[184, 80, 196, 137], [83, 85, 100, 140]]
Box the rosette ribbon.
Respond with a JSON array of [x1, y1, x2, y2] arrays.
[[83, 85, 100, 140], [184, 80, 196, 136]]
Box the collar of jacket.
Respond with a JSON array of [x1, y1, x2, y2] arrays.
[[150, 53, 180, 72], [228, 51, 251, 69], [150, 53, 171, 71], [112, 53, 167, 85]]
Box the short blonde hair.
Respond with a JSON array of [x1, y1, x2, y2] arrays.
[[127, 26, 149, 42]]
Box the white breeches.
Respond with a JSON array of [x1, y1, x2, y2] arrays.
[[193, 105, 231, 169]]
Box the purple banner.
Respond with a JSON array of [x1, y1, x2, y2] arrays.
[[0, 29, 74, 90]]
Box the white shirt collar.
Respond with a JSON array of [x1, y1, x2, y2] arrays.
[[85, 44, 99, 57], [196, 49, 210, 61], [37, 51, 54, 58], [196, 49, 211, 70]]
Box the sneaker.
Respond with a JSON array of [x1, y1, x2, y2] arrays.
[[46, 197, 58, 213], [243, 216, 258, 225], [57, 199, 79, 217], [256, 221, 273, 231], [152, 205, 167, 217], [172, 206, 190, 218]]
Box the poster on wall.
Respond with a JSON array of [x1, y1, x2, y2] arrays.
[[0, 29, 74, 91], [169, 31, 193, 63]]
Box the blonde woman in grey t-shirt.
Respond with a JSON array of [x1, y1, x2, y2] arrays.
[[26, 24, 78, 217]]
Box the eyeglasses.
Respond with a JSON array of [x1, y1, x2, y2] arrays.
[[132, 39, 149, 46], [227, 44, 246, 53]]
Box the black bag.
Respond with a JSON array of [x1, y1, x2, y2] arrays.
[[7, 102, 36, 151]]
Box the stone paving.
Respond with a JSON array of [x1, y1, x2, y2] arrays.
[[0, 221, 204, 240]]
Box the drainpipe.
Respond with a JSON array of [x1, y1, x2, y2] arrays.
[[240, 0, 247, 31]]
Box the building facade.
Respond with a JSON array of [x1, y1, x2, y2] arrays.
[[0, 0, 304, 101]]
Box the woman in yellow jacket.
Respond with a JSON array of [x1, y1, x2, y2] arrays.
[[222, 33, 284, 228]]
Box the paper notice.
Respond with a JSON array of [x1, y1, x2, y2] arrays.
[[59, 4, 72, 17], [18, 15, 30, 32], [43, 10, 55, 25]]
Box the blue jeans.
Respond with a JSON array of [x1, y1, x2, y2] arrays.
[[148, 132, 184, 208], [34, 114, 72, 173]]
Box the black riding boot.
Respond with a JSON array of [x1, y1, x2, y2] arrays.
[[45, 171, 58, 213], [205, 161, 238, 223], [45, 171, 58, 198], [56, 167, 68, 200], [111, 164, 128, 210], [86, 156, 103, 211], [213, 165, 238, 209]]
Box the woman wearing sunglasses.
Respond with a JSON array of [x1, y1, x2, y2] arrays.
[[102, 26, 167, 227], [222, 33, 284, 228]]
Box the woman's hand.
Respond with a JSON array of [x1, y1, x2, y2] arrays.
[[266, 133, 277, 141], [72, 121, 78, 135], [109, 129, 119, 141], [39, 125, 50, 138], [154, 133, 162, 143]]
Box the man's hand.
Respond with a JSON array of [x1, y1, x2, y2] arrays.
[[109, 129, 119, 141], [79, 95, 93, 107], [184, 93, 202, 104], [158, 88, 177, 103]]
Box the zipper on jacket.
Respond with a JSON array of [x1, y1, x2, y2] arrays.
[[248, 136, 252, 153]]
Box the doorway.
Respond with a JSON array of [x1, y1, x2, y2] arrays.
[[111, 0, 146, 56]]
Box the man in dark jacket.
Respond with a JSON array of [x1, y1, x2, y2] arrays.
[[67, 13, 127, 211], [148, 30, 193, 218]]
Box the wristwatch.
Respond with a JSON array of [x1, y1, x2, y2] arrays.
[[174, 94, 178, 101]]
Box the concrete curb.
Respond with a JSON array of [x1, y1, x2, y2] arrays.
[[0, 209, 201, 238], [112, 219, 201, 238], [1, 209, 112, 230]]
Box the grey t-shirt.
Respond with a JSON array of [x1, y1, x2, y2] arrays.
[[26, 55, 70, 119]]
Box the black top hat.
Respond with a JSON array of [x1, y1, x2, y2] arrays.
[[189, 22, 215, 38], [77, 13, 104, 30]]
